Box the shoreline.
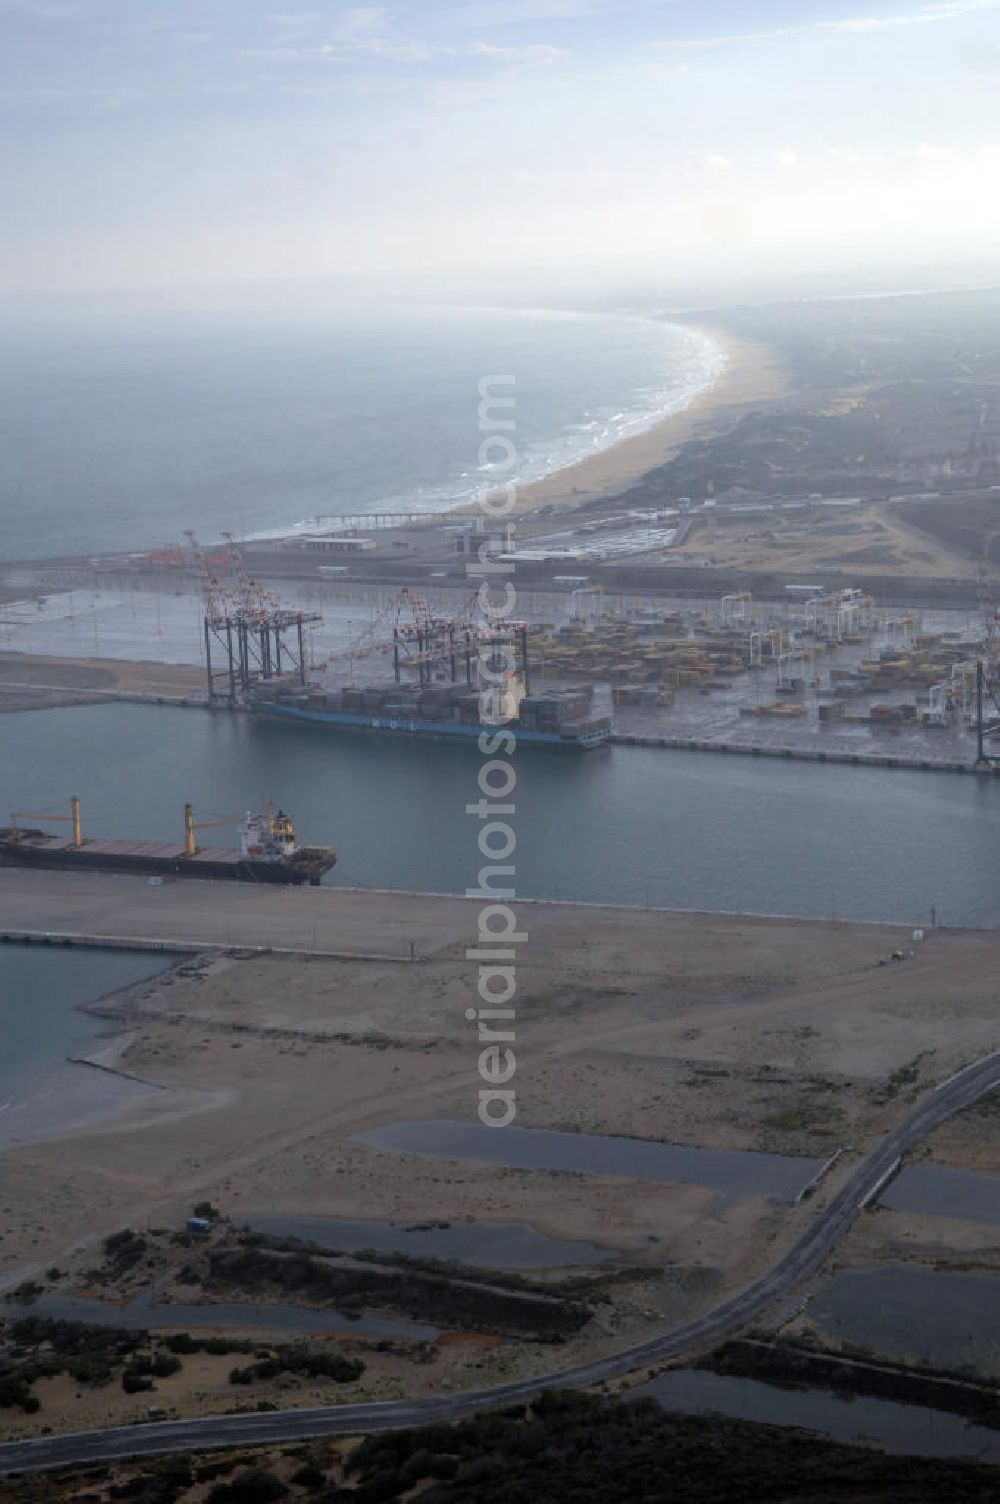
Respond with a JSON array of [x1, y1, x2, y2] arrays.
[[0, 1041, 157, 1156], [498, 325, 787, 517], [0, 1032, 228, 1157], [379, 321, 786, 529], [0, 954, 208, 1158], [0, 319, 784, 565], [252, 320, 786, 537]]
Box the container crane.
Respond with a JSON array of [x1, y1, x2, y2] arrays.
[[184, 530, 232, 623], [180, 531, 321, 705], [221, 531, 278, 621], [315, 589, 529, 692]]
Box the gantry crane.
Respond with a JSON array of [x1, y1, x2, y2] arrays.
[[184, 530, 233, 623], [221, 531, 279, 621], [181, 530, 321, 704], [973, 549, 1000, 763], [317, 588, 530, 693], [975, 660, 1000, 765]]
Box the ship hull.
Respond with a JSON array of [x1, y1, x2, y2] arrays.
[[251, 702, 612, 749], [0, 838, 333, 886]]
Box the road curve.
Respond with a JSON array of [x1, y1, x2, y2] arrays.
[[2, 1050, 998, 1476]]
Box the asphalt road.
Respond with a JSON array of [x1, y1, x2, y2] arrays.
[[1, 1049, 997, 1476]]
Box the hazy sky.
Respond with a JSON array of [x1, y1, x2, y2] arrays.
[[3, 0, 999, 295]]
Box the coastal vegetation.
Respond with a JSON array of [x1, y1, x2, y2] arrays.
[[202, 1242, 593, 1342], [0, 1317, 365, 1419], [3, 1394, 1000, 1502]]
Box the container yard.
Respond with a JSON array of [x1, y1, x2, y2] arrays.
[[2, 533, 999, 770], [237, 580, 997, 763], [519, 585, 1000, 767]]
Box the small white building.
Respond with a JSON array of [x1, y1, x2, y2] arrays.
[[299, 535, 376, 554]]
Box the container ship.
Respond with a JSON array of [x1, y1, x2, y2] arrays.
[[0, 798, 336, 886], [195, 580, 611, 749], [250, 679, 612, 749]]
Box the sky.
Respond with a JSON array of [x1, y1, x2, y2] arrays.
[[2, 0, 1000, 298]]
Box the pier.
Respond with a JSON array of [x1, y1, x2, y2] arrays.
[[0, 868, 483, 959], [610, 731, 995, 775], [0, 869, 915, 964]]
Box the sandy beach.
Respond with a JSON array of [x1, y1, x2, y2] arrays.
[[0, 953, 227, 1154], [500, 325, 787, 516], [0, 1051, 156, 1152], [0, 1040, 226, 1156]]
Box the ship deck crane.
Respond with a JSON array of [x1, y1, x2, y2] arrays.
[[182, 804, 241, 858], [9, 796, 83, 847]]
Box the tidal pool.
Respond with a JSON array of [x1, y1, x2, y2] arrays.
[[638, 1368, 1000, 1465], [353, 1119, 823, 1202], [239, 1213, 617, 1269], [881, 1164, 1000, 1226], [3, 1288, 438, 1343], [809, 1266, 1000, 1377]]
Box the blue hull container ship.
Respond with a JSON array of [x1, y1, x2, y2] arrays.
[[251, 688, 612, 748], [191, 551, 611, 750], [245, 600, 612, 749]]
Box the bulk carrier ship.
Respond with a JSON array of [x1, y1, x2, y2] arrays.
[[0, 798, 335, 885]]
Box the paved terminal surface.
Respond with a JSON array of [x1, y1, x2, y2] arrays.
[[1, 1049, 997, 1475], [0, 868, 491, 959], [0, 867, 747, 961]]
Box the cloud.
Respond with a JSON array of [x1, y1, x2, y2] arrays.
[[702, 152, 731, 172], [263, 10, 326, 36], [658, 0, 1000, 52], [462, 0, 598, 20], [0, 85, 149, 107], [832, 0, 1000, 30], [0, 5, 213, 47], [330, 6, 388, 38], [0, 1, 78, 19], [239, 37, 567, 66], [246, 2, 571, 69]]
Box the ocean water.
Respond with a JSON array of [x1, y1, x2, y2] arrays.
[[0, 304, 721, 562], [0, 944, 169, 1102]]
